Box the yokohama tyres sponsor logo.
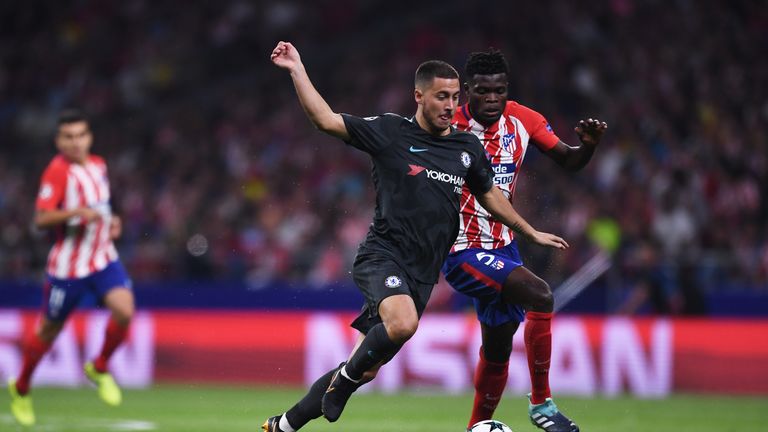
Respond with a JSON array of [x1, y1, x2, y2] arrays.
[[408, 164, 464, 187]]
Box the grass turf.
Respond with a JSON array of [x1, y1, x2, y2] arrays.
[[2, 385, 766, 431]]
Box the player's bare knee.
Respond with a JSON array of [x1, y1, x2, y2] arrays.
[[114, 310, 133, 326], [110, 305, 134, 326], [530, 280, 553, 312], [105, 289, 134, 325], [385, 318, 418, 344]]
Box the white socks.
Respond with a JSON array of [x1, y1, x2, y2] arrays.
[[340, 365, 362, 383], [279, 413, 295, 432]]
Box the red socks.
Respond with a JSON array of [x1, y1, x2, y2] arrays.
[[468, 349, 509, 428], [525, 311, 553, 404], [466, 311, 554, 428], [93, 318, 129, 373], [16, 334, 52, 395], [15, 318, 128, 395]]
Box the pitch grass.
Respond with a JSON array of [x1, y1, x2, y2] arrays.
[[1, 385, 766, 431]]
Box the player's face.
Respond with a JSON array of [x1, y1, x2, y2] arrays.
[[466, 73, 508, 127], [415, 77, 460, 135], [56, 121, 92, 164]]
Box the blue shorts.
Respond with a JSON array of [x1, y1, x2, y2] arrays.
[[43, 260, 132, 322], [442, 241, 525, 327]]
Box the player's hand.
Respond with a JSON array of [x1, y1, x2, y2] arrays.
[[74, 207, 102, 222], [270, 41, 302, 72], [109, 215, 122, 240], [575, 118, 607, 147], [528, 231, 569, 250]]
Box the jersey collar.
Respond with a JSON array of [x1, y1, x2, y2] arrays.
[[407, 115, 457, 137]]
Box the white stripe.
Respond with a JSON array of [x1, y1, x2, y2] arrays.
[[542, 420, 555, 428], [86, 162, 110, 202], [45, 248, 57, 275], [87, 161, 116, 271], [70, 166, 100, 277], [93, 223, 111, 271], [497, 117, 508, 155], [54, 236, 75, 278], [52, 173, 81, 277], [74, 221, 98, 277], [63, 172, 81, 211], [107, 244, 118, 261], [70, 165, 99, 206]]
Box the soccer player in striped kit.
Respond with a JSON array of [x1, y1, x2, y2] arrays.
[[8, 109, 134, 427], [442, 49, 607, 432]]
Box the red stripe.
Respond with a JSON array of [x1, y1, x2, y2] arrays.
[[46, 183, 68, 275], [81, 163, 104, 201], [47, 239, 62, 275], [490, 140, 508, 247], [67, 229, 84, 278], [80, 165, 104, 273], [67, 176, 87, 278], [454, 110, 481, 250], [484, 123, 505, 249], [460, 262, 502, 292]]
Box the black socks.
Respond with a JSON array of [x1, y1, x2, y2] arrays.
[[284, 366, 337, 429], [344, 323, 400, 381]]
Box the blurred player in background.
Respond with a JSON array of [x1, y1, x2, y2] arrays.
[[7, 109, 134, 427], [264, 41, 569, 432], [442, 49, 607, 432]]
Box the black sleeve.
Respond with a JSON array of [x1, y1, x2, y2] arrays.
[[341, 113, 400, 154], [465, 137, 495, 196]]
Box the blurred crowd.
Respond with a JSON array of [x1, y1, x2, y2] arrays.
[[1, 0, 766, 313]]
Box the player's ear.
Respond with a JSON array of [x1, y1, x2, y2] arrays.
[[414, 87, 423, 105]]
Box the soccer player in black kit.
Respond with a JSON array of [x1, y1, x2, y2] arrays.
[[264, 41, 569, 432]]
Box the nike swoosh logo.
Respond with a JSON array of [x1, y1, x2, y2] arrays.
[[534, 360, 550, 365], [409, 146, 428, 153]]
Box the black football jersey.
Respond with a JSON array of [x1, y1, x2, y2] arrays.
[[342, 113, 494, 283]]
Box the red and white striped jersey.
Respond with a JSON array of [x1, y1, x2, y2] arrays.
[[36, 154, 119, 279], [452, 101, 560, 252]]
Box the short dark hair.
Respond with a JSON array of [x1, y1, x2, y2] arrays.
[[415, 60, 459, 89], [57, 108, 88, 126], [465, 48, 508, 80]]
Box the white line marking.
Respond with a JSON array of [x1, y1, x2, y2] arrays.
[[0, 415, 157, 431]]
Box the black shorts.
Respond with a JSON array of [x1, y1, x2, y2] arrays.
[[350, 254, 434, 334]]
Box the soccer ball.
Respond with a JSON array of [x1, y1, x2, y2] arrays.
[[469, 419, 513, 432]]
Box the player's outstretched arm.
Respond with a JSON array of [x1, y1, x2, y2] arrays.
[[270, 41, 349, 141], [475, 187, 569, 250], [34, 207, 101, 229], [545, 118, 608, 171]]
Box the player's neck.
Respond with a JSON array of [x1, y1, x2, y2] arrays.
[[62, 154, 88, 165], [467, 105, 498, 129], [414, 110, 450, 137]]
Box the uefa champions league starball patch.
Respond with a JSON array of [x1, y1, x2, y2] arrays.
[[384, 275, 402, 288], [460, 151, 472, 168], [39, 183, 53, 199]]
